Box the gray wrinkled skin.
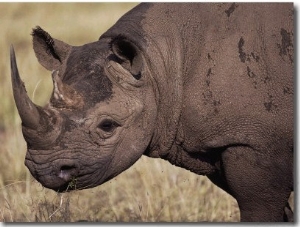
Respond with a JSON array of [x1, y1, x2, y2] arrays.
[[11, 3, 293, 222]]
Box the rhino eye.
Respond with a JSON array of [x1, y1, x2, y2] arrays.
[[98, 119, 119, 133]]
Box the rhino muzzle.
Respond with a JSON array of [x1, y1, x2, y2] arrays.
[[25, 156, 81, 191]]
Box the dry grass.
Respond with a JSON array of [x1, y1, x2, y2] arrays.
[[1, 155, 240, 222], [1, 2, 291, 223]]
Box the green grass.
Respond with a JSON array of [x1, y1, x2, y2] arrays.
[[0, 2, 291, 222]]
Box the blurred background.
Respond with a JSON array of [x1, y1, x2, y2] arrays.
[[0, 2, 242, 222]]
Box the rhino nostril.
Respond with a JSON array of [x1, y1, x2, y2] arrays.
[[58, 165, 78, 181], [61, 165, 76, 172]]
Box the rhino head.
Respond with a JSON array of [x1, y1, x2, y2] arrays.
[[11, 27, 159, 192]]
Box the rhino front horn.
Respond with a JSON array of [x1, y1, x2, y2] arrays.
[[10, 45, 41, 129]]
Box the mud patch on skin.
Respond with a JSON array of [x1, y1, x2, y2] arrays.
[[283, 86, 293, 95], [277, 28, 293, 64], [238, 37, 247, 63], [262, 75, 271, 84], [206, 68, 212, 87], [207, 53, 212, 61], [213, 100, 221, 114], [238, 38, 261, 64], [225, 3, 238, 17], [246, 66, 258, 89], [264, 94, 278, 112], [247, 66, 257, 79], [238, 38, 266, 90], [250, 52, 260, 62], [202, 68, 221, 115]]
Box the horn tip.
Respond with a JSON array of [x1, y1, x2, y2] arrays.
[[10, 44, 15, 56], [10, 45, 19, 80]]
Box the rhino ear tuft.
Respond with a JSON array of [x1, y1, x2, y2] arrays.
[[32, 26, 61, 62], [110, 35, 143, 80], [32, 26, 72, 71]]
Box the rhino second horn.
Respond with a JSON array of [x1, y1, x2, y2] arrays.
[[51, 70, 84, 109], [10, 45, 41, 129]]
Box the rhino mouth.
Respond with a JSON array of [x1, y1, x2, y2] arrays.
[[25, 158, 81, 192], [34, 171, 83, 193], [25, 155, 109, 192]]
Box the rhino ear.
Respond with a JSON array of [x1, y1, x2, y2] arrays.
[[110, 36, 143, 80], [32, 26, 72, 71]]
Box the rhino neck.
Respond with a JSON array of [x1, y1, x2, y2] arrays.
[[101, 3, 184, 158], [142, 37, 184, 159]]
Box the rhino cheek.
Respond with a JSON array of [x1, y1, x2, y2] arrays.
[[106, 111, 157, 179], [105, 142, 143, 180], [107, 90, 157, 178]]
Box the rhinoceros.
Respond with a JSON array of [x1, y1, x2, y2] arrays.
[[10, 3, 293, 222]]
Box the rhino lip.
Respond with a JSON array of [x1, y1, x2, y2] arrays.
[[25, 158, 81, 192], [42, 173, 80, 193], [55, 181, 76, 193]]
